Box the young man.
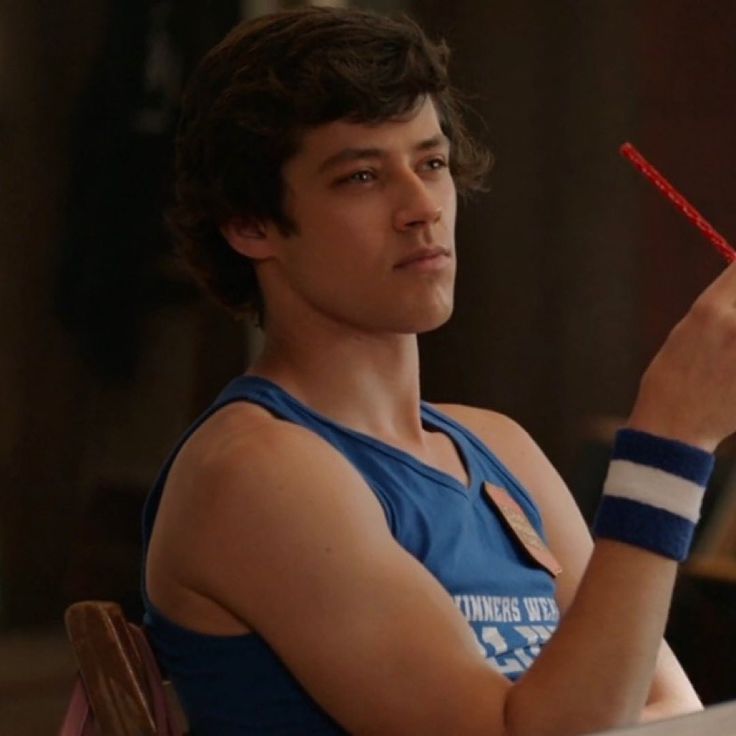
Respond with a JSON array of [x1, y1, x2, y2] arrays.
[[143, 7, 736, 734]]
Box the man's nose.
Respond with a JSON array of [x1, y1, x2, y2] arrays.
[[392, 172, 442, 232]]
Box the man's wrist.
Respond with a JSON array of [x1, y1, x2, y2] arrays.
[[593, 428, 715, 562], [626, 410, 718, 453]]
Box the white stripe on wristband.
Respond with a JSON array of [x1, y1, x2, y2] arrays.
[[603, 460, 703, 523], [592, 429, 715, 562]]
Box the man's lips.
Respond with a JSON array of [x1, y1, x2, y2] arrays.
[[394, 246, 451, 268]]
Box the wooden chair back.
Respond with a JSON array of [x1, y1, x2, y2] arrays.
[[59, 600, 186, 736]]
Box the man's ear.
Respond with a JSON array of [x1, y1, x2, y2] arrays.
[[220, 217, 274, 260]]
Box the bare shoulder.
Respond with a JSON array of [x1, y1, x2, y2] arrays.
[[432, 400, 574, 509], [146, 400, 390, 630], [172, 400, 333, 480], [154, 398, 389, 548], [432, 402, 542, 482]]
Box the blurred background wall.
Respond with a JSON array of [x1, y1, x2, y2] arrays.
[[2, 0, 736, 730]]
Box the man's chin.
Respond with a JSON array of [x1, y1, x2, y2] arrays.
[[405, 304, 455, 336]]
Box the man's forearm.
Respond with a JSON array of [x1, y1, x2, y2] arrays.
[[503, 540, 678, 736]]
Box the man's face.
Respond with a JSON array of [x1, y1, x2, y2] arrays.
[[261, 96, 458, 336]]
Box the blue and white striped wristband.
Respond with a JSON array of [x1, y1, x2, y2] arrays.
[[592, 429, 715, 562]]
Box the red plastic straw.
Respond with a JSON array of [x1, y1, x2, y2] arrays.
[[620, 142, 736, 263]]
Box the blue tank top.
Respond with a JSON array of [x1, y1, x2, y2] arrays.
[[142, 376, 559, 735]]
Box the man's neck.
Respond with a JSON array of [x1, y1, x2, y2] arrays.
[[248, 324, 425, 446]]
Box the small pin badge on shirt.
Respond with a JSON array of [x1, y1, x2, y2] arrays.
[[483, 482, 563, 578]]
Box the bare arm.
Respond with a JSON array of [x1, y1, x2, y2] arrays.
[[148, 414, 513, 735]]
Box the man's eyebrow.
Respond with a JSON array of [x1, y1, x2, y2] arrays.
[[415, 133, 450, 152], [317, 133, 450, 174]]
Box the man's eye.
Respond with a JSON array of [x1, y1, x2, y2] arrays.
[[425, 157, 448, 171], [342, 170, 376, 184]]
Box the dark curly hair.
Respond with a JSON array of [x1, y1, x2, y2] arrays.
[[169, 6, 491, 322]]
